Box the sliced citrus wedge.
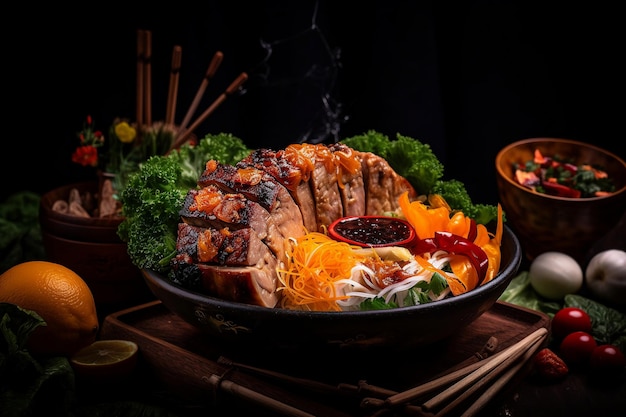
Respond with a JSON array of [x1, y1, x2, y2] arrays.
[[70, 339, 139, 379]]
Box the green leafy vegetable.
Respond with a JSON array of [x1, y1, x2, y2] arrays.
[[360, 297, 399, 310], [117, 133, 252, 275], [498, 271, 561, 316], [0, 303, 76, 417], [0, 191, 45, 274], [342, 131, 498, 224]]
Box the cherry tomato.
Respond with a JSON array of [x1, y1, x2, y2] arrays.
[[589, 344, 626, 376], [559, 331, 597, 365], [551, 307, 592, 340]]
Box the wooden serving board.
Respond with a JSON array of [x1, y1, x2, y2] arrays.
[[100, 300, 550, 416]]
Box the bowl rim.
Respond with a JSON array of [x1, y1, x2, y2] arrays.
[[495, 137, 626, 202], [143, 225, 522, 319]]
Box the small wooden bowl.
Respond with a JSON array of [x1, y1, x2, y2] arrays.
[[495, 138, 626, 265]]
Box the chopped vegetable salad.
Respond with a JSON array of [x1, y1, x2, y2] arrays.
[[277, 194, 504, 311], [513, 149, 616, 198]]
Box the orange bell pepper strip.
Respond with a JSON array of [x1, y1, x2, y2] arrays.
[[447, 211, 472, 238], [479, 204, 503, 283], [448, 254, 479, 295], [534, 149, 548, 164], [399, 192, 448, 239]]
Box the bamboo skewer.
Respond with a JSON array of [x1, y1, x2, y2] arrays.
[[143, 30, 152, 126], [169, 71, 248, 151], [178, 50, 224, 132], [136, 30, 145, 131], [165, 45, 182, 125]]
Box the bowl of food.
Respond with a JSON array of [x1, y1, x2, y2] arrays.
[[126, 135, 521, 354], [495, 138, 626, 264], [143, 223, 520, 353]]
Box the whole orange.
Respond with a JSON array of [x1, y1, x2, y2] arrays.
[[0, 261, 99, 357]]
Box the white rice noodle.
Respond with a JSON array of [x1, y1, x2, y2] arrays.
[[335, 253, 455, 310]]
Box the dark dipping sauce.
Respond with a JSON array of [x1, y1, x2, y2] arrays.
[[329, 216, 416, 247]]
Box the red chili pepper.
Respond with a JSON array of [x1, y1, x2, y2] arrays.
[[413, 231, 489, 284], [541, 181, 581, 198], [562, 163, 578, 175], [467, 219, 478, 242]]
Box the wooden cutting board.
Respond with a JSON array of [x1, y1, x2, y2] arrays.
[[99, 300, 550, 416]]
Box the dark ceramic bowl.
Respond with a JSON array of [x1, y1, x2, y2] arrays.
[[495, 138, 626, 265], [142, 225, 521, 353]]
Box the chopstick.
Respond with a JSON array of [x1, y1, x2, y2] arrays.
[[365, 327, 547, 417], [423, 331, 546, 417], [178, 50, 224, 132], [169, 71, 248, 152], [165, 45, 182, 125], [459, 335, 544, 417], [218, 356, 359, 398]]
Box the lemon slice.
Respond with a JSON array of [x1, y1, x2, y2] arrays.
[[70, 339, 139, 379]]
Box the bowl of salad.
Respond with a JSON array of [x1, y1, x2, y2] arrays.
[[495, 138, 626, 265]]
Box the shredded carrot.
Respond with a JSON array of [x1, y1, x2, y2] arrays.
[[277, 232, 366, 311]]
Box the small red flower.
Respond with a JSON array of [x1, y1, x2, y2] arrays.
[[72, 145, 99, 167]]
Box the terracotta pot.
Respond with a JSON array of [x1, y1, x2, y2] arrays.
[[39, 182, 154, 316]]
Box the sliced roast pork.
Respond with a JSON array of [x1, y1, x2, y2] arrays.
[[172, 252, 279, 308], [238, 148, 318, 232], [198, 160, 305, 241], [308, 147, 343, 230], [176, 223, 278, 267], [359, 151, 417, 215], [329, 143, 366, 217], [179, 186, 288, 264]]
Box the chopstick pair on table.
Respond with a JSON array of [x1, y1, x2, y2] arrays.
[[218, 327, 547, 417], [134, 29, 248, 151]]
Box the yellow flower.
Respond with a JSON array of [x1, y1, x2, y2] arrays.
[[114, 122, 137, 144]]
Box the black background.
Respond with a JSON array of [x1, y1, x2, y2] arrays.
[[3, 0, 624, 204]]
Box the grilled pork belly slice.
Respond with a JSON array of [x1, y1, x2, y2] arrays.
[[360, 151, 417, 215], [176, 223, 278, 267], [198, 160, 305, 241], [172, 253, 279, 308], [329, 143, 366, 217], [239, 148, 318, 232], [180, 186, 287, 263], [308, 145, 343, 231]]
